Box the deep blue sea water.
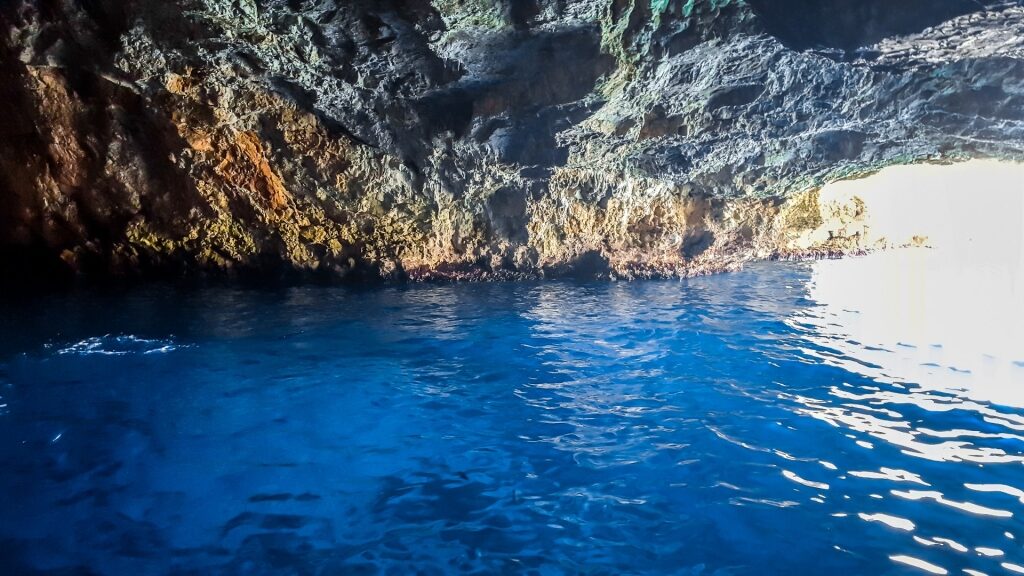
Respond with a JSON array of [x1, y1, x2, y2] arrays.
[[1, 256, 1023, 575]]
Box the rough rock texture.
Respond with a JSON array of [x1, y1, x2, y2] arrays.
[[2, 0, 1023, 285]]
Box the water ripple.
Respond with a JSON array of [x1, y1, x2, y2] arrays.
[[52, 334, 187, 356], [0, 256, 1020, 574]]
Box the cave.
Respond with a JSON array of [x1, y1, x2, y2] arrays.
[[2, 0, 1022, 283], [1, 1, 1023, 573]]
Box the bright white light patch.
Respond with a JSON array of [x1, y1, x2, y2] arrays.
[[890, 554, 948, 574], [859, 512, 915, 531], [816, 159, 1024, 256], [782, 469, 830, 490], [798, 160, 1024, 408]]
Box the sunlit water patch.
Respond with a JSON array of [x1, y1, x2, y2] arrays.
[[0, 256, 1022, 574]]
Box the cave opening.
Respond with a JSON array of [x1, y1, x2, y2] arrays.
[[815, 160, 1024, 259], [802, 160, 1024, 405]]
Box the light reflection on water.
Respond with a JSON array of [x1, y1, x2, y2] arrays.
[[0, 254, 1021, 574], [797, 248, 1024, 406], [785, 246, 1024, 575]]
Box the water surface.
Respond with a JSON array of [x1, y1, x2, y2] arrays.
[[1, 254, 1022, 575]]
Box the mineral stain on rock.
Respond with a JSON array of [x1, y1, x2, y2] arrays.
[[1, 0, 1023, 286]]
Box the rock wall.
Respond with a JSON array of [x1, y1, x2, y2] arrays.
[[2, 0, 1023, 285]]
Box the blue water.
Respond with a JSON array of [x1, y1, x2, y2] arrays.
[[1, 260, 1023, 575]]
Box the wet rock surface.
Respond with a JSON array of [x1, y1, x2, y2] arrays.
[[1, 0, 1023, 285]]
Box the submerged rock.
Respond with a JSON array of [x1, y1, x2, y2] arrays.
[[1, 0, 1022, 285]]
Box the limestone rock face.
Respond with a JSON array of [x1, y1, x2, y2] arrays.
[[2, 0, 1023, 284]]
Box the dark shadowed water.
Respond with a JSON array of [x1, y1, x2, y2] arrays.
[[1, 256, 1023, 575]]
